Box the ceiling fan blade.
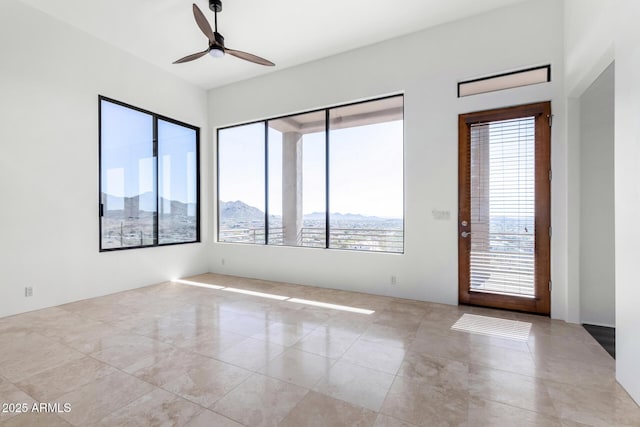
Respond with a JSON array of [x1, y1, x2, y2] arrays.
[[173, 49, 209, 64], [225, 48, 275, 66], [192, 3, 215, 44]]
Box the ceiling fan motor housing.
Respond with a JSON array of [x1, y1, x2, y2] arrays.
[[213, 32, 225, 47], [209, 0, 222, 13]]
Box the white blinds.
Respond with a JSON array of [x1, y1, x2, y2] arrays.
[[470, 117, 535, 297]]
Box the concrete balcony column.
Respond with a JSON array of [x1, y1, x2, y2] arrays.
[[282, 131, 303, 245]]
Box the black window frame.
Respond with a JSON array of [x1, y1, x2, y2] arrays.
[[216, 94, 405, 254], [98, 95, 201, 252]]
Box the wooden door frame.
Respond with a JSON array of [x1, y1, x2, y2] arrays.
[[458, 101, 551, 315]]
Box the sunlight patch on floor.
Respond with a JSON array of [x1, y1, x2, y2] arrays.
[[451, 313, 531, 341], [287, 298, 375, 315], [172, 279, 375, 314]]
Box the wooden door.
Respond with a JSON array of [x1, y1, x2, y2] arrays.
[[458, 102, 551, 315]]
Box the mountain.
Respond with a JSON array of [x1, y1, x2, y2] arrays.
[[304, 212, 391, 221], [103, 192, 196, 216], [103, 191, 156, 212], [217, 200, 401, 222], [219, 200, 264, 221]]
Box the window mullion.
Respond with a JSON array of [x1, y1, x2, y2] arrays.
[[153, 116, 159, 246], [325, 109, 330, 249], [264, 121, 269, 245]]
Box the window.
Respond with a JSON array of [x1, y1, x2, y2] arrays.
[[217, 95, 404, 253], [99, 97, 199, 251]]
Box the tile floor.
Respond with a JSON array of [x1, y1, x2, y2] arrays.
[[0, 273, 638, 426]]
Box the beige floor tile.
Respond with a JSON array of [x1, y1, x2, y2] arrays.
[[162, 358, 252, 407], [528, 333, 615, 368], [0, 318, 31, 335], [164, 303, 235, 324], [468, 343, 537, 376], [559, 419, 593, 427], [56, 370, 154, 426], [468, 364, 557, 415], [385, 299, 429, 317], [293, 326, 361, 358], [373, 414, 418, 427], [95, 388, 202, 427], [88, 332, 176, 372], [396, 351, 469, 390], [128, 316, 213, 346], [61, 300, 157, 325], [464, 331, 531, 353], [280, 391, 377, 427], [313, 360, 395, 412], [408, 330, 471, 363], [23, 310, 99, 342], [532, 355, 616, 389], [544, 380, 640, 427], [250, 321, 317, 346], [0, 413, 72, 427], [129, 347, 208, 387], [184, 409, 244, 427], [321, 315, 373, 335], [341, 339, 406, 375], [360, 323, 416, 349], [5, 307, 74, 330], [15, 356, 117, 402], [381, 375, 470, 426], [217, 301, 274, 322], [419, 305, 464, 326], [373, 310, 422, 331], [217, 337, 286, 370], [212, 373, 308, 427], [182, 329, 248, 358], [529, 319, 596, 343], [263, 305, 332, 328], [0, 377, 36, 422], [218, 313, 277, 337], [468, 398, 563, 427], [0, 332, 85, 382], [0, 273, 635, 426], [58, 321, 126, 354], [259, 348, 335, 388]]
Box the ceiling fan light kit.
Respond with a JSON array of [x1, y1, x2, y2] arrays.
[[173, 1, 274, 66]]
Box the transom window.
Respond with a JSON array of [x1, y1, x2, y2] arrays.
[[217, 95, 404, 253]]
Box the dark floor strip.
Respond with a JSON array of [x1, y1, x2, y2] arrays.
[[583, 324, 615, 359]]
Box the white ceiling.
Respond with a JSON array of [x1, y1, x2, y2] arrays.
[[20, 0, 527, 90]]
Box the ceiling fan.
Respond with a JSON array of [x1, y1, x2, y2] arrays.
[[173, 1, 274, 67]]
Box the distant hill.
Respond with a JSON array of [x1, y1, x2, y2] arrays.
[[217, 200, 401, 222], [103, 192, 195, 216], [103, 191, 156, 212], [304, 211, 391, 221], [219, 200, 265, 221]]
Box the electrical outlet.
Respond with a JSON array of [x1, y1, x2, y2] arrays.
[[25, 286, 33, 297], [221, 258, 225, 266], [390, 275, 397, 285]]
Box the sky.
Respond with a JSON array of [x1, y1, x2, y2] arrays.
[[101, 100, 197, 209], [218, 119, 404, 218]]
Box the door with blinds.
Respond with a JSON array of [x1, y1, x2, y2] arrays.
[[458, 102, 551, 315]]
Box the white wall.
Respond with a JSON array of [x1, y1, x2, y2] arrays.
[[208, 0, 568, 316], [579, 63, 615, 327], [565, 0, 640, 406], [614, 0, 640, 407], [0, 1, 211, 319]]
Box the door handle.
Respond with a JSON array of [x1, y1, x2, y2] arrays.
[[461, 231, 471, 238]]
